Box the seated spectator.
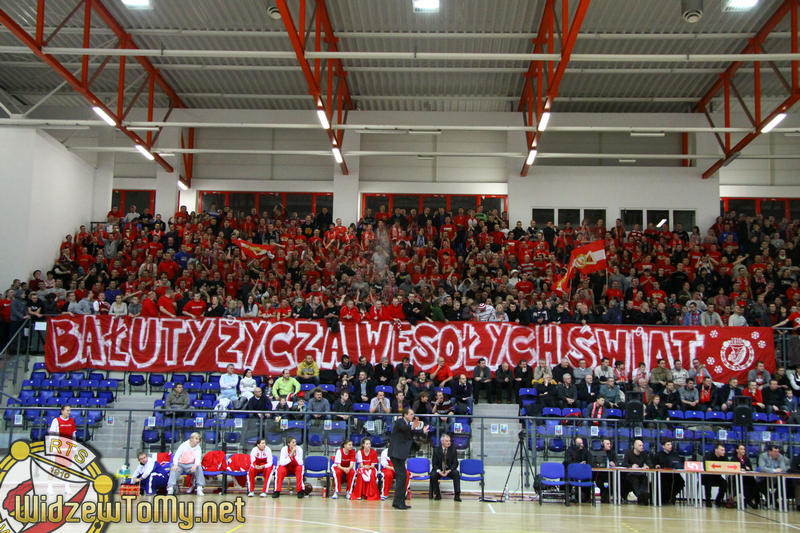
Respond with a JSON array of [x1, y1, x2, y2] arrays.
[[621, 439, 652, 505], [598, 377, 625, 409], [715, 377, 741, 412], [671, 359, 689, 387], [632, 362, 648, 385], [431, 356, 454, 387], [552, 358, 573, 384], [652, 441, 685, 504], [472, 358, 493, 404], [532, 358, 553, 385], [748, 361, 770, 389], [577, 374, 599, 407], [431, 390, 455, 428], [296, 354, 320, 386], [412, 391, 433, 415], [410, 371, 434, 402], [288, 397, 306, 420], [702, 444, 728, 507], [557, 373, 578, 409], [645, 394, 667, 423], [373, 356, 394, 386], [679, 379, 700, 410], [631, 377, 654, 404], [743, 380, 766, 412], [700, 304, 723, 326], [369, 390, 391, 414], [392, 391, 409, 413], [513, 359, 533, 401], [613, 361, 629, 390], [494, 362, 514, 403], [452, 374, 472, 414], [307, 387, 331, 421], [164, 382, 191, 418], [688, 359, 712, 385], [354, 371, 375, 404], [246, 387, 272, 419], [395, 376, 410, 399], [337, 354, 356, 382], [355, 355, 374, 380], [697, 377, 716, 411], [649, 359, 671, 394], [219, 364, 240, 403], [272, 369, 301, 400], [660, 381, 681, 411], [239, 369, 257, 400], [593, 357, 613, 383], [763, 379, 786, 416], [395, 357, 415, 383], [332, 391, 353, 422], [585, 396, 607, 423], [572, 359, 591, 384]]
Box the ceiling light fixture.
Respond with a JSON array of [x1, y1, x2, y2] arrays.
[[537, 112, 551, 132], [761, 113, 787, 133], [408, 129, 442, 135], [412, 0, 440, 13], [723, 0, 758, 11], [135, 144, 154, 161], [121, 0, 151, 8], [526, 149, 537, 165], [92, 106, 116, 126], [619, 159, 637, 163], [656, 218, 667, 228], [316, 109, 330, 130], [177, 180, 188, 191], [332, 147, 343, 163]]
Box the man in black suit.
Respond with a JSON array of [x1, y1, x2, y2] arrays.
[[388, 408, 429, 510], [429, 434, 461, 501]]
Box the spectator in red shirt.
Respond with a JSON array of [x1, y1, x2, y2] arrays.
[[432, 357, 453, 387], [182, 293, 207, 319], [140, 291, 159, 317], [339, 299, 362, 322], [157, 289, 177, 318]]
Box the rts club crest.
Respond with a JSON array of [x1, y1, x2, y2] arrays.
[[0, 436, 114, 533], [719, 337, 755, 372]]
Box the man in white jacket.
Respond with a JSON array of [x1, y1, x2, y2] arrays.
[[167, 432, 205, 495], [273, 436, 304, 498]]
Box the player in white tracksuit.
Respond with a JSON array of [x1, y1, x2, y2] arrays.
[[247, 439, 274, 497], [273, 436, 305, 498], [131, 451, 169, 495]]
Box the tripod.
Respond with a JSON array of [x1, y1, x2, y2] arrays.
[[500, 430, 536, 501]]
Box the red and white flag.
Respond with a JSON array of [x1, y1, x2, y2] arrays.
[[232, 239, 275, 260], [569, 240, 607, 274]]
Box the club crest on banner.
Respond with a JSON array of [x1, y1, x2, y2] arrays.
[[719, 337, 755, 372]]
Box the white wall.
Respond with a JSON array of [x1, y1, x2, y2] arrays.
[[509, 167, 720, 231], [0, 127, 95, 285]]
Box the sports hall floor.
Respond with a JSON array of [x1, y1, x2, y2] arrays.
[[113, 494, 800, 533]]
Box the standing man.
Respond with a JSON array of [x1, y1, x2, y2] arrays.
[[429, 434, 461, 501], [388, 408, 429, 510]]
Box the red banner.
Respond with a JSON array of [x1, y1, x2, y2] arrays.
[[45, 316, 775, 382]]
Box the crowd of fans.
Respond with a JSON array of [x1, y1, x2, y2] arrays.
[[4, 201, 800, 338]]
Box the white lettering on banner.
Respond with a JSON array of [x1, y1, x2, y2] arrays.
[[44, 317, 774, 383]]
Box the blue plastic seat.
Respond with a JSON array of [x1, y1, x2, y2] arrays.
[[128, 374, 146, 391], [667, 410, 684, 420], [567, 463, 595, 505], [459, 459, 484, 485], [375, 385, 393, 395], [538, 462, 567, 505]]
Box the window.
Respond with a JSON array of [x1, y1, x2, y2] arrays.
[[791, 200, 800, 221], [364, 195, 389, 215], [393, 195, 420, 213], [760, 199, 787, 220], [258, 193, 283, 217], [673, 210, 696, 231], [285, 194, 314, 219], [423, 195, 447, 213], [111, 189, 155, 215], [531, 208, 555, 226], [646, 209, 669, 230], [229, 193, 256, 217], [451, 195, 477, 213], [481, 196, 505, 215], [558, 209, 580, 228], [316, 194, 333, 216], [199, 193, 225, 213], [583, 209, 606, 227], [621, 209, 643, 230], [726, 199, 756, 216]]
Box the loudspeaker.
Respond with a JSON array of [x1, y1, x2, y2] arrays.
[[734, 405, 752, 426], [625, 400, 644, 422]]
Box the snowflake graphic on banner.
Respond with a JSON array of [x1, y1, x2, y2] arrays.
[[706, 357, 715, 365], [758, 340, 766, 348], [714, 365, 723, 374], [709, 330, 719, 338], [751, 331, 760, 340]]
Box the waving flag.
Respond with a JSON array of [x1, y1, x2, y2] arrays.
[[232, 239, 275, 260], [553, 241, 608, 294]]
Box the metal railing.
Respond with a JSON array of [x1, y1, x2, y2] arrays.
[[4, 406, 798, 485], [0, 318, 33, 391]]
